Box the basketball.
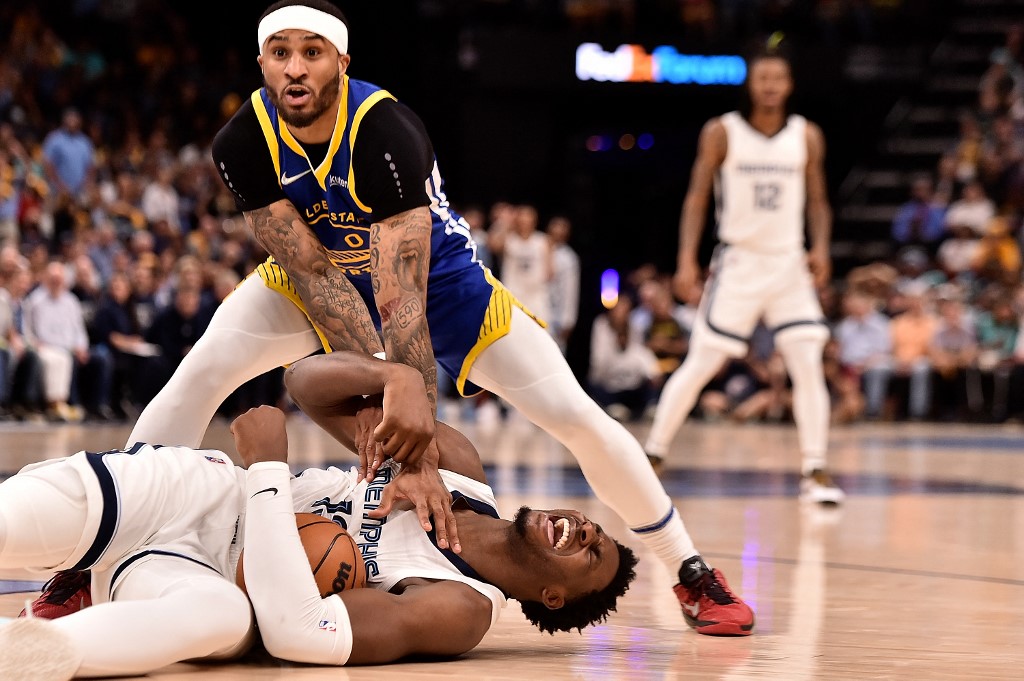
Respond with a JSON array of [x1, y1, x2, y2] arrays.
[[235, 513, 366, 598]]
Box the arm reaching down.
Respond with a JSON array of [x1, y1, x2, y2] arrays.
[[370, 206, 438, 413], [237, 415, 491, 665], [246, 200, 384, 356]]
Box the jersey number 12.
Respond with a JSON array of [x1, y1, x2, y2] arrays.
[[754, 183, 780, 211]]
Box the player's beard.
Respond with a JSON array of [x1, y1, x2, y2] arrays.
[[266, 67, 341, 129], [511, 505, 547, 564]]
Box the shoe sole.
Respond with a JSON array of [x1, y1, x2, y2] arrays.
[[684, 613, 756, 636], [0, 618, 81, 681]]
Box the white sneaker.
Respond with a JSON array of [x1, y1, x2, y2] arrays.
[[0, 617, 81, 681], [800, 469, 845, 505]]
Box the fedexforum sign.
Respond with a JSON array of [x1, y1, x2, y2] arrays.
[[575, 43, 747, 85]]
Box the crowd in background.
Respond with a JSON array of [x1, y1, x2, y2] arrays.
[[0, 4, 1020, 427], [588, 22, 1024, 427]]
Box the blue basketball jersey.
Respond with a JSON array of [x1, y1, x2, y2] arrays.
[[250, 78, 540, 395]]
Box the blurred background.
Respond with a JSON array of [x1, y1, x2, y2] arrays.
[[0, 0, 1021, 428]]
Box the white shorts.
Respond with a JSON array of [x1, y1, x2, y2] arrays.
[[15, 444, 246, 603], [692, 245, 827, 357]]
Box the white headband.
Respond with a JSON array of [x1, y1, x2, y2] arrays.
[[258, 6, 349, 55]]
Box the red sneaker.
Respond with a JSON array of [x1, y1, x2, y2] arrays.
[[674, 557, 754, 636], [18, 571, 92, 619]]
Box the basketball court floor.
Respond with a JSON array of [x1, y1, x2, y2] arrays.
[[1, 407, 1021, 680]]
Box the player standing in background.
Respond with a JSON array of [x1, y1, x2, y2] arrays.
[[644, 44, 844, 505]]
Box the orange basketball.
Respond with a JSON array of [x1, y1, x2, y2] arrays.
[[236, 512, 366, 597]]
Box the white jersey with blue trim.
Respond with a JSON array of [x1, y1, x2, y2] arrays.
[[290, 462, 508, 627], [716, 111, 808, 253]]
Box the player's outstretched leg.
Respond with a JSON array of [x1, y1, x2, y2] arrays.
[[0, 616, 81, 681], [469, 308, 755, 635]]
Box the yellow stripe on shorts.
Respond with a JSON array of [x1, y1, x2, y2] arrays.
[[456, 268, 546, 396], [255, 257, 333, 352]]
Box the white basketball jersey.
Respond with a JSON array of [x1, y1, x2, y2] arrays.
[[716, 111, 808, 253], [42, 446, 506, 626], [290, 463, 508, 627]]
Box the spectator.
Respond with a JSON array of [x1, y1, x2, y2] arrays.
[[642, 280, 689, 385], [971, 215, 1021, 285], [88, 219, 127, 286], [41, 107, 95, 202], [547, 215, 580, 354], [145, 284, 212, 387], [141, 163, 183, 246], [929, 293, 981, 420], [974, 294, 1017, 420], [891, 176, 947, 251], [888, 285, 939, 420], [936, 223, 981, 282], [588, 296, 660, 422], [943, 180, 996, 236], [89, 271, 162, 417], [0, 260, 45, 419], [489, 204, 552, 326], [834, 290, 892, 420], [980, 116, 1024, 205], [22, 261, 87, 421]]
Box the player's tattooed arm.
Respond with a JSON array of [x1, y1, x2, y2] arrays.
[[245, 199, 384, 355], [370, 205, 437, 415]]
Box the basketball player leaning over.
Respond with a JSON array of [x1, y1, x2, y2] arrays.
[[645, 45, 844, 505]]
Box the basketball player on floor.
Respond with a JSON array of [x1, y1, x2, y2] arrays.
[[23, 0, 753, 634], [644, 45, 844, 505], [0, 351, 637, 678]]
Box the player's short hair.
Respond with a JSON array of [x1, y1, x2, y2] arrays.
[[519, 540, 639, 635], [260, 0, 348, 25]]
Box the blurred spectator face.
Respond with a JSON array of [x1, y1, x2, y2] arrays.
[[547, 217, 571, 244], [130, 230, 155, 255], [910, 177, 933, 202], [937, 154, 957, 178], [962, 181, 985, 202], [607, 296, 633, 329], [108, 273, 131, 304], [175, 286, 202, 318], [939, 298, 964, 325], [132, 264, 155, 295], [993, 301, 1016, 325], [8, 268, 31, 298], [513, 205, 538, 237], [62, 108, 82, 133], [43, 262, 66, 295], [649, 283, 675, 317], [842, 292, 872, 318], [747, 56, 792, 110]]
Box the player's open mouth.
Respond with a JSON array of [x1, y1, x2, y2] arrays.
[[284, 85, 312, 106], [547, 515, 574, 551]]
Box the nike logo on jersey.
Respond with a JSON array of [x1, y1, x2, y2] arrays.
[[281, 168, 312, 185], [682, 602, 701, 618], [251, 487, 279, 498]]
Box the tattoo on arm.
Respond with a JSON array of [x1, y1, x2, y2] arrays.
[[246, 203, 383, 355], [370, 207, 437, 412]]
